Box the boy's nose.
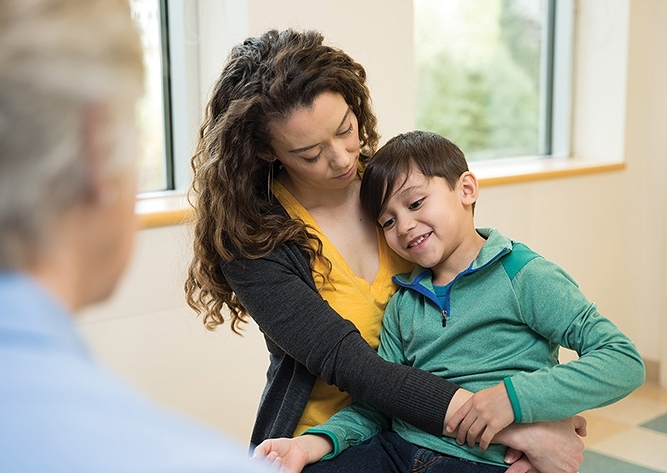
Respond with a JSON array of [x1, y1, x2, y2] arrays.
[[397, 217, 415, 236]]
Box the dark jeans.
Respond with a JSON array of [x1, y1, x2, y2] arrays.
[[302, 431, 507, 473]]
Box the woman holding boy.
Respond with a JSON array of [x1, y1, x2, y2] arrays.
[[186, 28, 587, 473]]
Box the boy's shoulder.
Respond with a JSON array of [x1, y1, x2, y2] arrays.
[[476, 228, 543, 280], [500, 241, 541, 280]]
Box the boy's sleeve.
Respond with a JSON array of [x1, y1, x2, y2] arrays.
[[303, 400, 390, 460], [302, 295, 407, 459], [504, 258, 645, 423]]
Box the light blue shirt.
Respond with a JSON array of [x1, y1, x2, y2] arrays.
[[0, 273, 270, 473]]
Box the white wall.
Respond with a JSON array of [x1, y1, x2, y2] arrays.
[[78, 0, 667, 444], [622, 0, 667, 385]]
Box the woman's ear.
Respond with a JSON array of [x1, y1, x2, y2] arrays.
[[258, 151, 276, 163], [459, 171, 479, 206]]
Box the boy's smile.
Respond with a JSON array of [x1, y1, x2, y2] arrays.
[[407, 232, 432, 249]]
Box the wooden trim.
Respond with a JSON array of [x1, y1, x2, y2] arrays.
[[138, 208, 192, 228], [474, 158, 626, 187], [136, 193, 192, 229]]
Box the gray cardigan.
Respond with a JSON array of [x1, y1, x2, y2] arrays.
[[219, 203, 459, 447]]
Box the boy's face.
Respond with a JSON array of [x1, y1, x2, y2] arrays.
[[377, 167, 479, 279]]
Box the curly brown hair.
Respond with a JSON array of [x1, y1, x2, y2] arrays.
[[185, 29, 380, 333]]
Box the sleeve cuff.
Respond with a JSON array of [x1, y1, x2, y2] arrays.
[[503, 376, 522, 423], [301, 428, 341, 461]]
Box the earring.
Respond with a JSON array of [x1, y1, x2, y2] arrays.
[[267, 162, 274, 202]]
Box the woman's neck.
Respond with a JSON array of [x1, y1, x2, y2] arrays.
[[277, 172, 361, 213]]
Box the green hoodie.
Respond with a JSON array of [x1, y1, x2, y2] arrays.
[[306, 228, 645, 467]]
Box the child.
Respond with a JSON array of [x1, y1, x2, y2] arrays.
[[255, 131, 645, 472]]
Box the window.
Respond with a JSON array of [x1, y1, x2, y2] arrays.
[[130, 0, 172, 193], [414, 0, 572, 162]]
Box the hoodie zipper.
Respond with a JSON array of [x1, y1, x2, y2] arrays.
[[394, 246, 511, 328]]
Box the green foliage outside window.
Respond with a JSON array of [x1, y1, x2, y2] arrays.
[[415, 0, 548, 161]]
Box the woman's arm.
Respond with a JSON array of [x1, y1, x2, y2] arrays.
[[220, 242, 459, 436]]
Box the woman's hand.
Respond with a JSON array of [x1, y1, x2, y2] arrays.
[[496, 415, 587, 473], [504, 450, 540, 473], [444, 388, 586, 472], [253, 434, 333, 473]]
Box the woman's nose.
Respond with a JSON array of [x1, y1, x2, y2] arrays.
[[329, 141, 352, 169]]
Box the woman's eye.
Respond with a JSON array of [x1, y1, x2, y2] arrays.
[[337, 123, 353, 136], [303, 152, 322, 164], [408, 198, 424, 210]]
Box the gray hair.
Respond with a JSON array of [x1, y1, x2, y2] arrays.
[[0, 0, 144, 269]]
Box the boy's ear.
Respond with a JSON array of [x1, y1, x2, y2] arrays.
[[459, 171, 479, 205]]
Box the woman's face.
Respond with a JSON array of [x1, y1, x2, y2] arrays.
[[267, 91, 361, 192]]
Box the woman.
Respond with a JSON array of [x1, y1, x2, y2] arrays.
[[186, 29, 584, 472]]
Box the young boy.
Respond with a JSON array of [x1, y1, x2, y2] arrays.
[[255, 131, 645, 472]]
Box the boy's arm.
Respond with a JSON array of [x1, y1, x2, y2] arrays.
[[302, 399, 390, 460], [447, 258, 644, 448], [254, 435, 333, 472], [505, 259, 645, 423], [254, 399, 391, 471]]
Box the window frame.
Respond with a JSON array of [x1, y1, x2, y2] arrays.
[[136, 0, 624, 228], [413, 0, 574, 164], [136, 0, 202, 198]]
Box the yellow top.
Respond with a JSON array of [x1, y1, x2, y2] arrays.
[[271, 181, 413, 436]]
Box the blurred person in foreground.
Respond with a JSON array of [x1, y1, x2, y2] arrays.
[[0, 1, 271, 472]]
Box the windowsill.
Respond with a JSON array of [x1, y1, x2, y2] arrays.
[[136, 192, 192, 229], [136, 157, 626, 229], [471, 156, 625, 187]]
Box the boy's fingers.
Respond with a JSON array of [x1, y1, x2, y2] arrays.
[[479, 429, 494, 451], [446, 402, 472, 433], [456, 414, 475, 445], [253, 442, 269, 458], [466, 420, 486, 448]]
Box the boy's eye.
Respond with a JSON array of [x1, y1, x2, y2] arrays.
[[379, 217, 395, 229], [408, 198, 424, 210]]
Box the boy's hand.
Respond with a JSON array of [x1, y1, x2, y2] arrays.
[[446, 382, 514, 450], [253, 434, 333, 473], [254, 437, 308, 473]]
